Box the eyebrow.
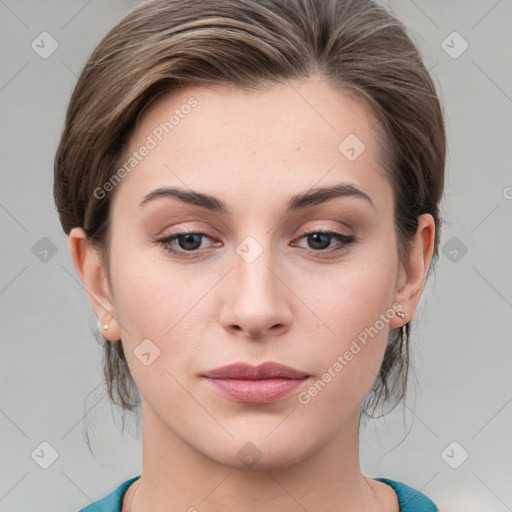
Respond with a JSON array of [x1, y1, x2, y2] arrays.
[[139, 182, 375, 213]]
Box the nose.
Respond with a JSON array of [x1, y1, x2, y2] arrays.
[[219, 245, 293, 340]]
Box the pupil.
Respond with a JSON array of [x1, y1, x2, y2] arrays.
[[309, 233, 330, 250], [180, 233, 201, 250]]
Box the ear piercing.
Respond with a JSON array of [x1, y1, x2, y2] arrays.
[[97, 318, 112, 332], [397, 311, 406, 319]]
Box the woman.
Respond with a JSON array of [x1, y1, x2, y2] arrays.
[[54, 0, 445, 510]]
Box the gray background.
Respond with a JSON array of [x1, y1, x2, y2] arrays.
[[1, 1, 511, 511]]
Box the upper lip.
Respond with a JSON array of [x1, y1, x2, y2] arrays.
[[202, 362, 309, 380]]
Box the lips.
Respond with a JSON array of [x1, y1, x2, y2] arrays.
[[201, 362, 310, 404], [202, 362, 309, 380]]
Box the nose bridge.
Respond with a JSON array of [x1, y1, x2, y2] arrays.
[[220, 234, 292, 338], [236, 238, 278, 301]]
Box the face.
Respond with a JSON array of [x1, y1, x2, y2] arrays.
[[96, 78, 411, 469]]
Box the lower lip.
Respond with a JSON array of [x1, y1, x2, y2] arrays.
[[204, 377, 308, 404]]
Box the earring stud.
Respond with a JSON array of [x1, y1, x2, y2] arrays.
[[104, 322, 109, 330], [397, 311, 406, 319]]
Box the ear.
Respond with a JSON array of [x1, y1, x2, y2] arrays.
[[390, 213, 436, 329], [69, 227, 121, 341]]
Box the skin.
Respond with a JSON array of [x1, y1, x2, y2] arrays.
[[70, 77, 435, 512]]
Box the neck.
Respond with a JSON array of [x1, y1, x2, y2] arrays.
[[128, 401, 390, 512]]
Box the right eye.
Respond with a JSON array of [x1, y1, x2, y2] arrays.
[[157, 231, 215, 257]]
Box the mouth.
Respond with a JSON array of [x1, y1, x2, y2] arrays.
[[201, 362, 310, 404]]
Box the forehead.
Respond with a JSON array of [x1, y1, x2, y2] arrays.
[[112, 78, 390, 214], [131, 79, 380, 148]]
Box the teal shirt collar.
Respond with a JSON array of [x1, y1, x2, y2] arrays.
[[79, 475, 438, 512]]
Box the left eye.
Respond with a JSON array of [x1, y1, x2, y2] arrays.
[[294, 229, 355, 253]]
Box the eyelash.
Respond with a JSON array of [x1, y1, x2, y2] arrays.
[[156, 228, 356, 259]]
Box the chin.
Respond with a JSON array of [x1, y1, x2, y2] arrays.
[[203, 434, 319, 471]]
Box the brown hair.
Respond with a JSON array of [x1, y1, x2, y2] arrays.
[[54, 0, 446, 419]]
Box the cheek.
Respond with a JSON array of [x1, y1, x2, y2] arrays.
[[301, 254, 398, 340], [108, 264, 202, 400], [107, 241, 217, 379], [294, 254, 398, 397], [108, 233, 203, 332]]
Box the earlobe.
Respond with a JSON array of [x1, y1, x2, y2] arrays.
[[391, 214, 436, 329], [68, 227, 121, 341]]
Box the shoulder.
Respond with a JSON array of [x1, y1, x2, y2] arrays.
[[77, 475, 142, 512], [375, 477, 438, 512]]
